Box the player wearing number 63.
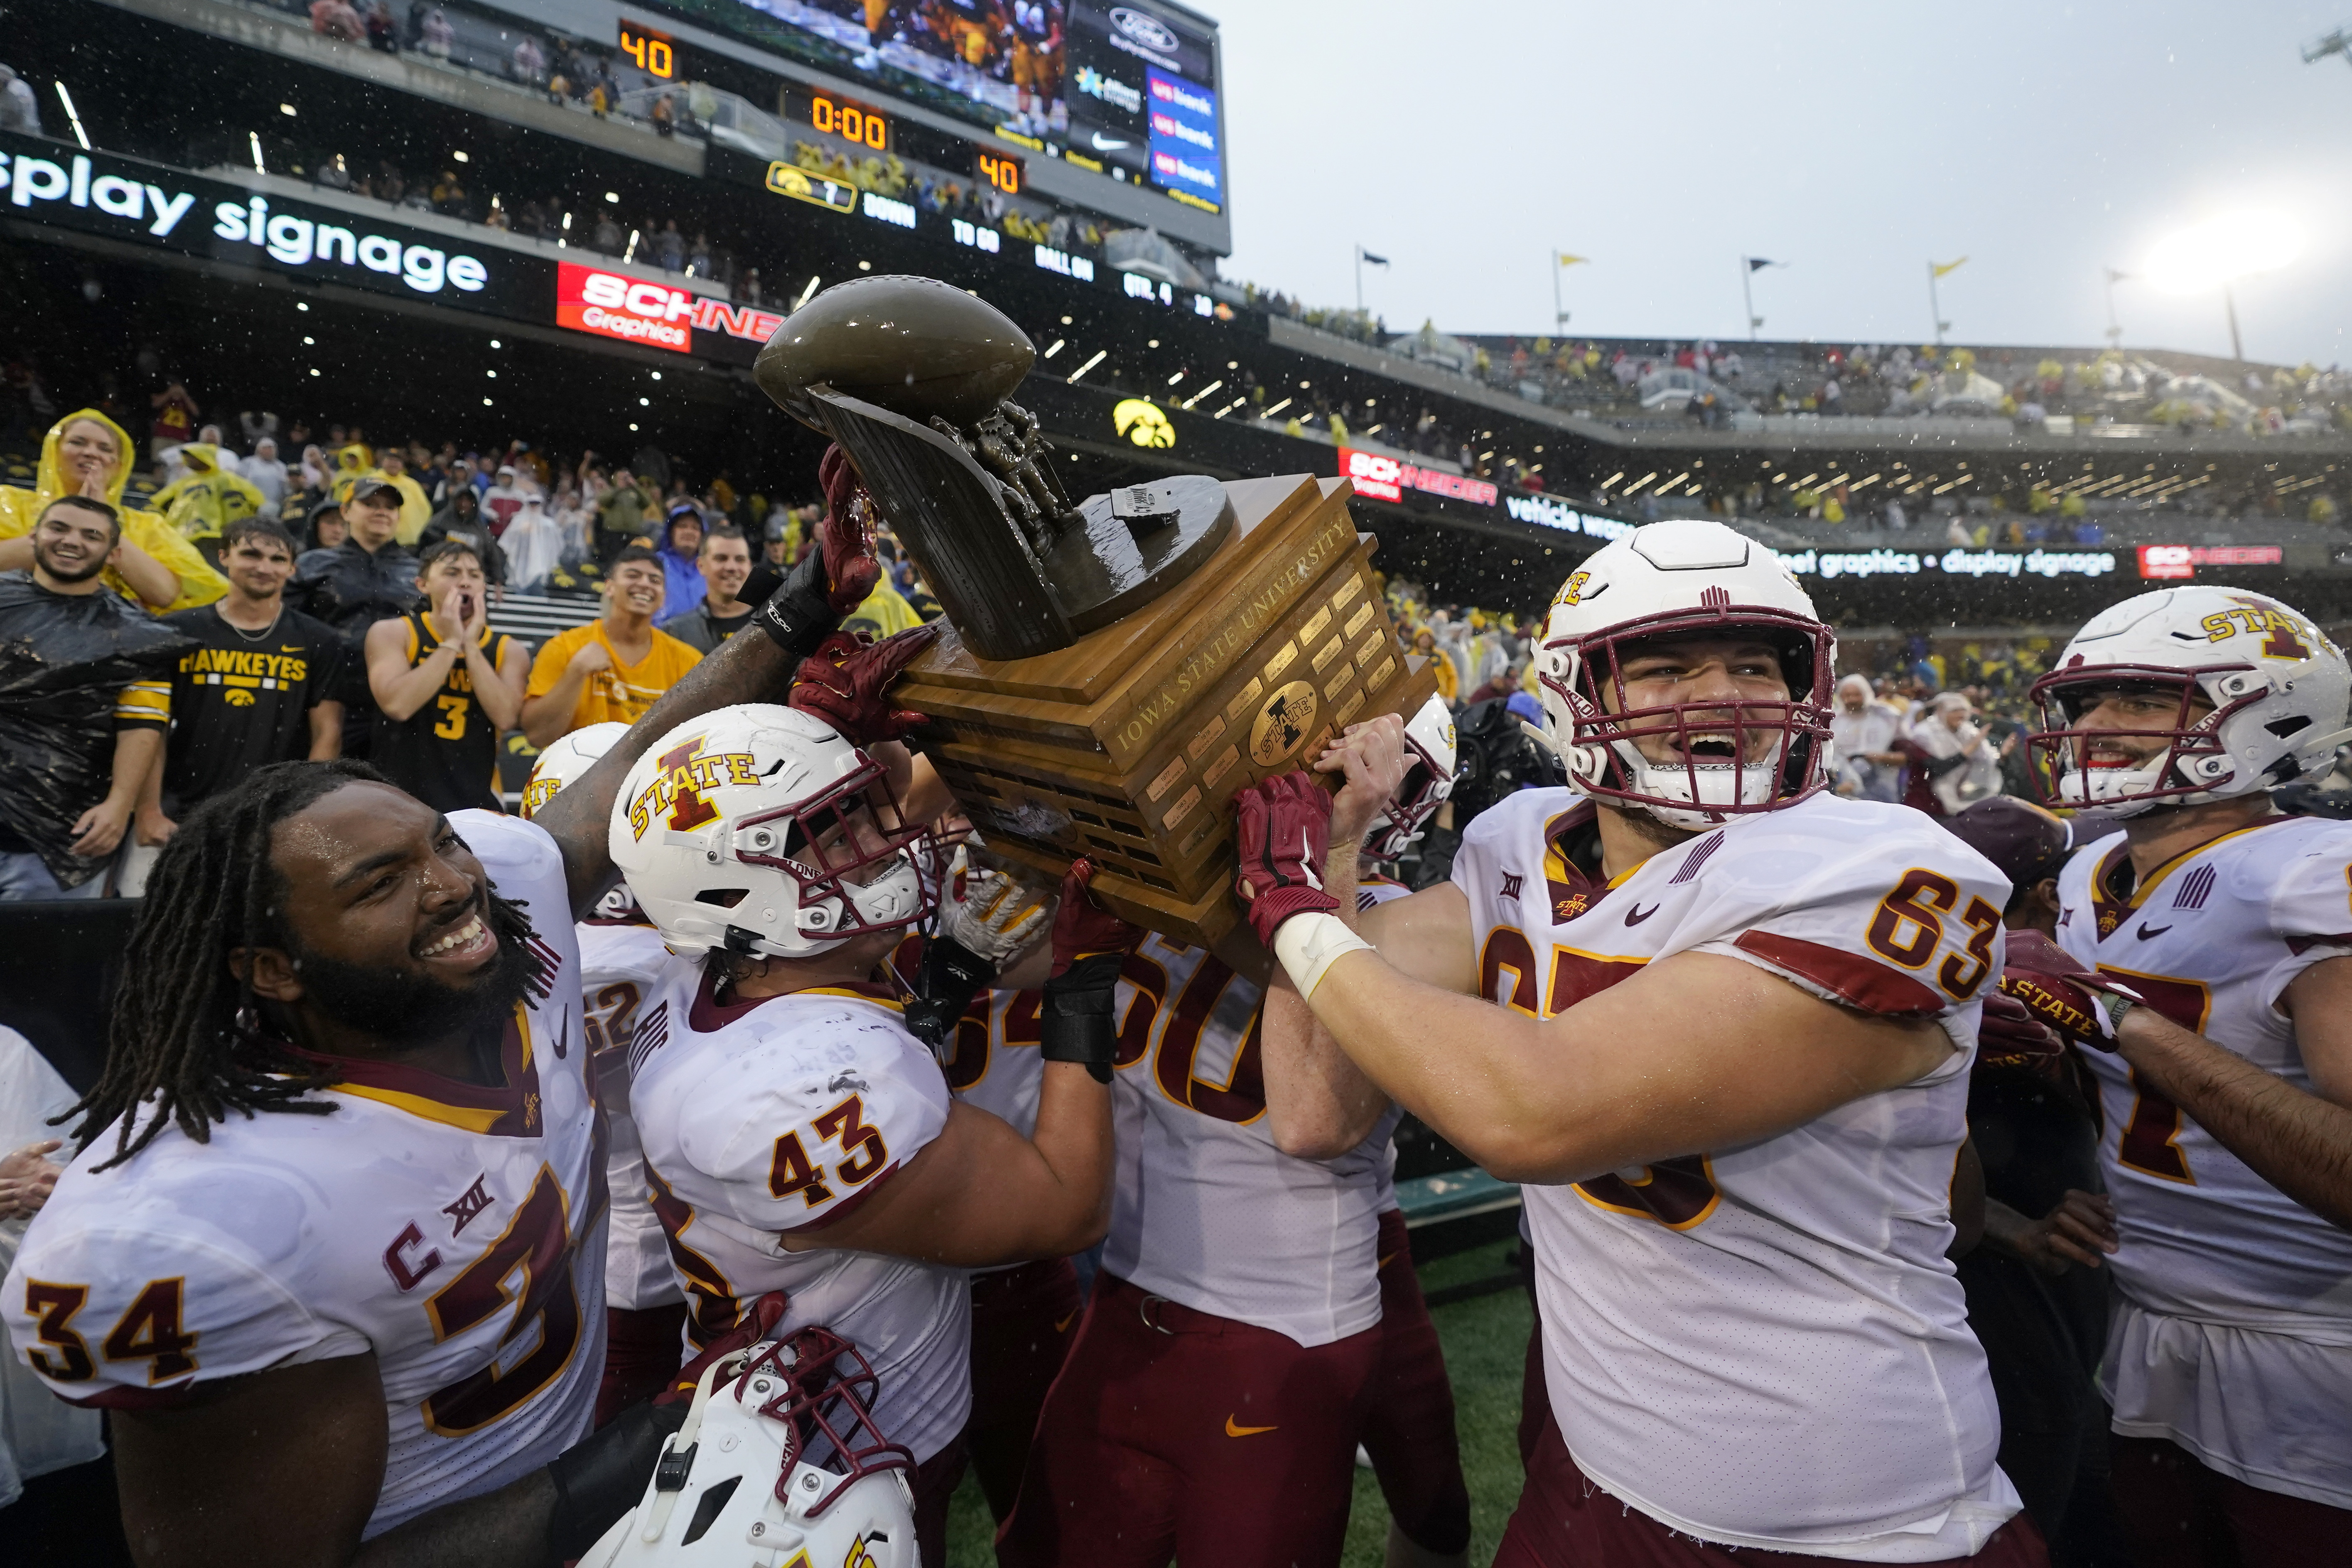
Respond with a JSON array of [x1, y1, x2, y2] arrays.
[[2026, 585, 2352, 1564], [1240, 519, 2046, 1566]]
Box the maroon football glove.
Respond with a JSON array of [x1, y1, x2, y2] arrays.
[[788, 623, 939, 744], [1974, 990, 2067, 1076], [817, 444, 883, 615], [1048, 858, 1144, 979], [653, 1290, 790, 1406], [1998, 929, 2142, 1051], [1232, 771, 1342, 947]]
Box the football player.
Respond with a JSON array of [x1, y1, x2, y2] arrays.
[[611, 703, 1127, 1568], [998, 710, 1457, 1568], [2020, 584, 2352, 1566], [519, 722, 688, 1428], [2, 483, 887, 1565], [897, 854, 1100, 1530], [1240, 519, 2041, 1565]]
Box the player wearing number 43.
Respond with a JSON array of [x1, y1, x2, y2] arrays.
[[608, 700, 1125, 1568], [1240, 518, 2048, 1566], [2020, 584, 2352, 1566]]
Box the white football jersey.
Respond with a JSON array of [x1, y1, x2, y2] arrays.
[[1454, 789, 2017, 1561], [1100, 881, 1411, 1349], [2056, 815, 2352, 1506], [578, 915, 683, 1313], [627, 961, 969, 1464], [4, 813, 604, 1538]]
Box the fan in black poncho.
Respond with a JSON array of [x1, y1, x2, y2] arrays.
[[0, 502, 196, 893]]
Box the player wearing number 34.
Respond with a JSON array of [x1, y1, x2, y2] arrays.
[[1240, 519, 2048, 1565]]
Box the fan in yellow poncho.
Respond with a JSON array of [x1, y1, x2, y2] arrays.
[[151, 443, 267, 546], [0, 410, 226, 613]]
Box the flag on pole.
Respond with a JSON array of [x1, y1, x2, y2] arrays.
[[1746, 257, 1785, 271], [1358, 247, 1390, 266], [1557, 253, 1590, 267], [1932, 256, 1968, 278]]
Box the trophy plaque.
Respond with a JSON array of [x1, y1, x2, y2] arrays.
[[756, 276, 1436, 946]]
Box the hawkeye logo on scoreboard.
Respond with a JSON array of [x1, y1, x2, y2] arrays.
[[555, 263, 785, 357]]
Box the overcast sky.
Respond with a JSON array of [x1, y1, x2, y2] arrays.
[[1215, 1, 2352, 365]]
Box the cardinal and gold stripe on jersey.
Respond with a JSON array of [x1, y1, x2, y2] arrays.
[[1453, 788, 2019, 1561], [2, 814, 604, 1538], [2057, 814, 2352, 1509]]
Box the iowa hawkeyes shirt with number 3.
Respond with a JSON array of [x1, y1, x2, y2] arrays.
[[2, 814, 605, 1538], [1453, 788, 2018, 1561]]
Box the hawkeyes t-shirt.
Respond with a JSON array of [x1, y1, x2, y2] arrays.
[[158, 604, 345, 806]]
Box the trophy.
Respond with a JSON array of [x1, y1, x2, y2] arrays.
[[757, 276, 1436, 945]]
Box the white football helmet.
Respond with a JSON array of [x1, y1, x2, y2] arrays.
[[521, 722, 631, 820], [1366, 695, 1458, 859], [1533, 520, 1834, 829], [2029, 586, 2352, 817], [577, 1325, 918, 1568], [608, 704, 937, 958]]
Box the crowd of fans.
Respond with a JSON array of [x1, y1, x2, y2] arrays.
[[0, 389, 944, 903]]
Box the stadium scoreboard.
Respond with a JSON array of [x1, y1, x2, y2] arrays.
[[623, 2, 1227, 242]]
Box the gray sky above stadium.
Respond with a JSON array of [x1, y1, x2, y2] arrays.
[[1218, 0, 2352, 366]]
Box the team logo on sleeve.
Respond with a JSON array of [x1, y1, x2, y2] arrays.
[[626, 735, 763, 839]]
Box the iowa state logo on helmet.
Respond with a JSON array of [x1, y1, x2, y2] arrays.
[[626, 734, 762, 840]]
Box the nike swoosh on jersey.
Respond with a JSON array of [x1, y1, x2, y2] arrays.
[[1225, 1416, 1278, 1437], [1053, 1311, 1079, 1333], [1624, 903, 1661, 925], [2137, 923, 2173, 940], [281, 645, 305, 652]]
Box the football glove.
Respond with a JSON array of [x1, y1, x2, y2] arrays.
[[754, 444, 884, 658], [788, 623, 939, 744], [1998, 930, 2142, 1051], [1041, 859, 1142, 1084], [1232, 771, 1341, 947]]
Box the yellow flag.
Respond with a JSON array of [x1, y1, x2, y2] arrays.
[[1932, 256, 1968, 278], [1557, 253, 1590, 267]]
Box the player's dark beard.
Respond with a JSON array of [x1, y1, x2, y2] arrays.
[[288, 891, 540, 1048]]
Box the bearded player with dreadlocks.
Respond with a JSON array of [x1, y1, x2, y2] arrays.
[[2, 462, 896, 1568]]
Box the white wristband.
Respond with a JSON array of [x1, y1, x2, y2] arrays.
[[1273, 911, 1374, 1003]]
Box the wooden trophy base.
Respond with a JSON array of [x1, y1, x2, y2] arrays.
[[895, 474, 1438, 947]]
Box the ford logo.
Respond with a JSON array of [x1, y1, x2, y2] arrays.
[[1110, 6, 1181, 52]]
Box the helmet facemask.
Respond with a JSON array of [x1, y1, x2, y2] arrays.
[[2027, 664, 2248, 817], [1539, 606, 1834, 831], [728, 762, 939, 953]]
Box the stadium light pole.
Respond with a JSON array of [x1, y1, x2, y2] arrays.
[[2103, 267, 2131, 349], [1355, 244, 1390, 318], [1741, 258, 1785, 341], [2144, 213, 2301, 363]]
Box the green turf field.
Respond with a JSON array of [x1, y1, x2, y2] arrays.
[[938, 1235, 1531, 1567]]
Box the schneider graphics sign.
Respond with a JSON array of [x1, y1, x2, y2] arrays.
[[554, 262, 784, 363], [1, 133, 534, 316]]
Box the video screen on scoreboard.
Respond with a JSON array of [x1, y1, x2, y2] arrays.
[[1064, 3, 1222, 211], [649, 1, 1075, 140]]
